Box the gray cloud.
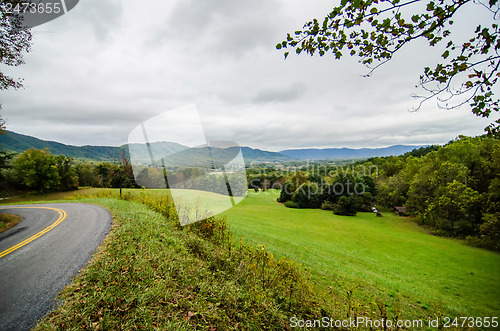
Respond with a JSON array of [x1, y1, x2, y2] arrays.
[[65, 0, 122, 41], [253, 82, 306, 104], [159, 0, 284, 57], [0, 0, 495, 151]]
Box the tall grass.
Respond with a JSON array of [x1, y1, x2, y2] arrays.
[[0, 212, 22, 233]]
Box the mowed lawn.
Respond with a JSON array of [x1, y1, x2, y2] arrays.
[[223, 190, 500, 318]]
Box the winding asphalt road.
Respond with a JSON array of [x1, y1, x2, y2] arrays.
[[0, 203, 112, 331]]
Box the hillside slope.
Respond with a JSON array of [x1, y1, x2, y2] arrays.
[[0, 130, 123, 161]]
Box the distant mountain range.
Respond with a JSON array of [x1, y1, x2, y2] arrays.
[[128, 143, 291, 166], [0, 130, 428, 163], [278, 145, 427, 160], [0, 130, 291, 164]]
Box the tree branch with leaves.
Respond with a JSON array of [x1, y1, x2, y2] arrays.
[[0, 0, 32, 91], [277, 0, 500, 136]]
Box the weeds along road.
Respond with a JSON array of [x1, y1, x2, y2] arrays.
[[0, 203, 112, 331]]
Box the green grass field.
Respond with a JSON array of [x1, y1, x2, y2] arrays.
[[4, 187, 499, 326], [223, 189, 500, 319]]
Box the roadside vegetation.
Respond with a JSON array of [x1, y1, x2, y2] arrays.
[[0, 212, 22, 234], [32, 195, 337, 330]]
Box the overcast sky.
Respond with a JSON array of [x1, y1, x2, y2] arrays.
[[0, 0, 496, 151]]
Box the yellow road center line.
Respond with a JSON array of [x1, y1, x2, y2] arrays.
[[0, 207, 67, 259]]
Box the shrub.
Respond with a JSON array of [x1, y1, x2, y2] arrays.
[[121, 192, 133, 201], [465, 236, 499, 251], [284, 200, 299, 208], [466, 214, 500, 251], [277, 182, 294, 203], [359, 192, 375, 212], [333, 195, 360, 216], [321, 200, 335, 211], [431, 229, 450, 237]]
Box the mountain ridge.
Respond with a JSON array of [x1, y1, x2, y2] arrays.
[[0, 130, 428, 162], [279, 145, 428, 160], [0, 130, 292, 163], [0, 130, 127, 161]]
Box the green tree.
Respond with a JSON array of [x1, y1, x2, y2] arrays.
[[278, 0, 500, 135], [292, 182, 322, 208], [110, 151, 136, 197], [291, 170, 308, 189], [14, 148, 60, 192], [476, 213, 500, 250], [334, 195, 360, 216], [0, 0, 32, 186], [0, 148, 13, 190], [428, 180, 481, 234], [277, 182, 294, 202], [406, 153, 469, 219], [357, 136, 499, 244], [1, 1, 32, 91], [95, 163, 113, 188], [55, 155, 79, 191], [75, 163, 101, 187], [377, 173, 408, 207], [135, 167, 166, 189], [480, 138, 500, 213], [0, 114, 15, 190]]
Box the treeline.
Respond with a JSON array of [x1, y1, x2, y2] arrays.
[[0, 147, 248, 197], [0, 148, 137, 193], [276, 172, 376, 216], [367, 136, 500, 250], [247, 162, 377, 216]]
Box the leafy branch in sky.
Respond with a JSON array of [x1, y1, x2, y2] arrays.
[[0, 0, 32, 91], [278, 0, 500, 136]]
